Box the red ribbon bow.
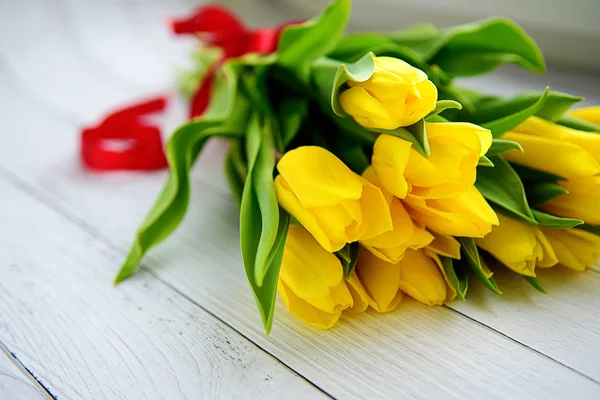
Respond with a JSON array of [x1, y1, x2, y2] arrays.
[[81, 6, 297, 171]]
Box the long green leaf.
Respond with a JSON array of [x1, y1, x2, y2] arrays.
[[440, 256, 468, 301], [115, 63, 248, 284], [392, 18, 545, 76], [558, 115, 600, 132], [486, 138, 523, 156], [476, 155, 537, 224], [224, 140, 246, 206], [511, 164, 566, 182], [525, 182, 568, 207], [532, 210, 583, 229], [482, 88, 549, 137], [277, 0, 351, 83], [523, 276, 548, 294], [459, 238, 502, 294]]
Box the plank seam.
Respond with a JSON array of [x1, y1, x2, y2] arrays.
[[0, 340, 57, 400], [445, 305, 600, 385], [0, 165, 335, 400]]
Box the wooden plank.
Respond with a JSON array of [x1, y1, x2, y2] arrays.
[[0, 344, 49, 400], [0, 177, 325, 400]]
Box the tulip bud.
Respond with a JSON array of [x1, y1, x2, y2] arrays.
[[540, 176, 600, 225], [339, 57, 437, 130], [404, 186, 499, 238], [397, 249, 447, 306], [372, 123, 492, 199], [278, 225, 359, 329], [541, 227, 600, 271], [275, 146, 393, 252], [475, 214, 557, 276], [569, 106, 600, 126], [503, 116, 600, 179]]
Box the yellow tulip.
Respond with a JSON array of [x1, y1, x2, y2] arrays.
[[356, 247, 448, 309], [397, 249, 447, 306], [404, 186, 499, 237], [475, 214, 557, 277], [371, 123, 492, 199], [339, 56, 437, 130], [503, 116, 600, 178], [540, 176, 600, 225], [278, 225, 368, 329], [275, 146, 393, 252], [355, 248, 404, 312], [359, 166, 434, 263], [541, 227, 600, 271], [427, 231, 461, 260], [569, 106, 600, 126]]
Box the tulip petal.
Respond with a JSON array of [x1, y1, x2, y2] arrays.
[[345, 272, 370, 313], [398, 249, 447, 306], [279, 225, 345, 299], [340, 86, 401, 130], [427, 231, 462, 259], [349, 180, 393, 241], [540, 176, 600, 225], [542, 228, 600, 271], [278, 281, 342, 329], [356, 248, 403, 312], [503, 132, 600, 178], [570, 106, 600, 126], [372, 134, 412, 198], [275, 176, 345, 252], [277, 146, 363, 208]]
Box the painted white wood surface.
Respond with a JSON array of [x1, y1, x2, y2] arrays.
[[0, 177, 324, 400], [0, 345, 48, 400], [2, 0, 600, 399]]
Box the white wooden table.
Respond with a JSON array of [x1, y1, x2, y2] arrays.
[[2, 1, 600, 399]]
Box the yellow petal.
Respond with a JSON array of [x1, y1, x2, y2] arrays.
[[502, 132, 600, 178], [425, 250, 457, 301], [275, 176, 346, 252], [570, 106, 600, 126], [540, 176, 600, 225], [372, 134, 412, 198], [347, 180, 393, 241], [397, 249, 447, 306], [515, 116, 600, 163], [405, 186, 498, 237], [279, 225, 345, 300], [276, 146, 363, 208], [427, 231, 461, 259], [533, 228, 558, 268], [542, 228, 600, 271], [404, 122, 491, 199], [339, 86, 401, 130], [345, 272, 370, 314], [475, 214, 543, 277], [356, 247, 403, 312], [278, 281, 342, 329]]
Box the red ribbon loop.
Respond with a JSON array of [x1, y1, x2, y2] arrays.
[[81, 96, 168, 171]]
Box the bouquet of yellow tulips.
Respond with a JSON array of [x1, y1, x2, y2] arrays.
[[115, 0, 600, 333]]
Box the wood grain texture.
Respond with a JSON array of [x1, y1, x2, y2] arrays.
[[0, 177, 324, 400], [0, 344, 49, 400], [2, 0, 600, 399]]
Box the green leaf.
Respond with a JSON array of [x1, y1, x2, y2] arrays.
[[224, 140, 246, 206], [393, 18, 545, 76], [177, 47, 222, 97], [115, 62, 249, 284], [511, 164, 566, 182], [277, 0, 351, 83], [278, 96, 308, 148], [482, 88, 549, 137], [523, 275, 548, 294], [486, 138, 523, 156], [335, 242, 360, 279], [403, 118, 430, 157], [532, 210, 583, 229], [478, 156, 494, 167], [240, 113, 280, 287], [326, 52, 376, 117], [476, 155, 537, 224], [558, 115, 600, 132], [240, 112, 291, 334], [440, 256, 468, 301], [459, 238, 502, 294], [525, 182, 568, 207], [425, 100, 462, 119], [468, 90, 582, 125], [580, 224, 600, 237]]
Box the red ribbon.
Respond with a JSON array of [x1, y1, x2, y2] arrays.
[[81, 97, 168, 171], [81, 6, 297, 171]]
